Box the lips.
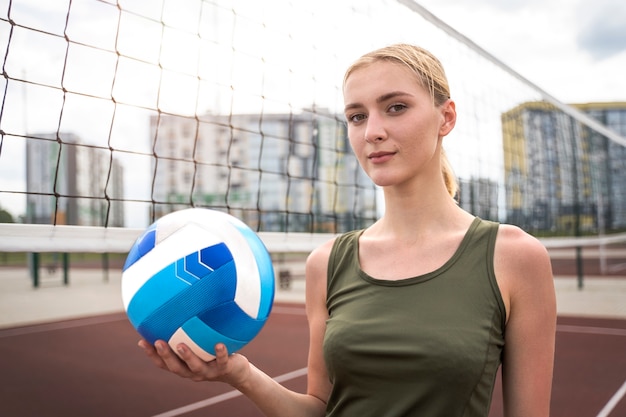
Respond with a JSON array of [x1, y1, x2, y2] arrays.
[[368, 151, 396, 163]]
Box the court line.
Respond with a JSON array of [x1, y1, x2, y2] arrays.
[[608, 262, 626, 272], [0, 305, 305, 338], [596, 379, 626, 417], [0, 314, 127, 338], [556, 324, 626, 337], [4, 312, 624, 338], [151, 367, 308, 417]]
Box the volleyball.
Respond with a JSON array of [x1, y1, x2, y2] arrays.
[[121, 208, 275, 361]]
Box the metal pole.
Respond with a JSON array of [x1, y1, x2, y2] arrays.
[[570, 117, 584, 290], [102, 253, 109, 283], [576, 246, 584, 290], [31, 252, 40, 288], [62, 252, 69, 285]]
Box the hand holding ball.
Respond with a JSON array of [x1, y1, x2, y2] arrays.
[[122, 208, 275, 361]]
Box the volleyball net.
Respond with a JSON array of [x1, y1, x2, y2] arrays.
[[1, 0, 626, 257]]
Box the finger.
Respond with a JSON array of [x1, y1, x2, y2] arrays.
[[214, 343, 229, 364], [212, 343, 232, 374], [155, 340, 195, 376], [212, 344, 250, 386], [138, 338, 153, 353], [138, 339, 168, 370], [173, 343, 217, 381]]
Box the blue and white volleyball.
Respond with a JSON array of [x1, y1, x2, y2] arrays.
[[122, 208, 275, 361]]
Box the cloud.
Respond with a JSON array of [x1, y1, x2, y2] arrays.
[[430, 0, 544, 11], [576, 0, 626, 60]]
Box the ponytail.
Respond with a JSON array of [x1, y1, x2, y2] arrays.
[[441, 149, 458, 200]]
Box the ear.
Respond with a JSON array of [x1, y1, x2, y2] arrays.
[[438, 99, 456, 137]]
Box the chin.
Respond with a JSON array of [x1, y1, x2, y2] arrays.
[[370, 177, 397, 188]]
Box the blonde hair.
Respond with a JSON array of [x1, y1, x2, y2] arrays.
[[344, 43, 458, 199]]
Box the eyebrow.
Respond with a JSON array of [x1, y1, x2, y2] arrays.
[[344, 91, 414, 113]]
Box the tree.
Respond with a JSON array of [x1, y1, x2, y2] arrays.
[[0, 207, 14, 223]]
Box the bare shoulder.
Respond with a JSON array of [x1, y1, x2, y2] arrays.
[[495, 223, 551, 264], [304, 237, 337, 312], [305, 237, 337, 289], [306, 237, 337, 272], [494, 224, 555, 319]]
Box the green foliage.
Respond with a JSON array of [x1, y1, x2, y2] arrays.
[[0, 207, 14, 223]]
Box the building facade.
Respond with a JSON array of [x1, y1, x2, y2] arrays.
[[501, 101, 626, 234], [26, 132, 125, 226], [457, 177, 499, 222], [572, 102, 626, 232], [149, 110, 377, 233]]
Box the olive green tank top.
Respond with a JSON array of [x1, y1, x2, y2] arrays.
[[323, 217, 505, 417]]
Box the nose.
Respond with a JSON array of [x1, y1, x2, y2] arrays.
[[364, 113, 386, 143]]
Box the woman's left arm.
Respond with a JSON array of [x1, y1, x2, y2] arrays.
[[494, 225, 557, 417]]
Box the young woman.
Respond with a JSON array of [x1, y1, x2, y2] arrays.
[[139, 43, 557, 417]]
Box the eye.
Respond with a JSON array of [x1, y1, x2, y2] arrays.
[[347, 113, 367, 124], [388, 103, 407, 113]]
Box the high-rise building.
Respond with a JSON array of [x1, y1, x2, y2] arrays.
[[501, 101, 626, 234], [458, 177, 499, 222], [150, 110, 377, 232], [26, 132, 125, 226], [571, 102, 626, 231]]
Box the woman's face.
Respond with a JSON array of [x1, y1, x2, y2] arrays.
[[343, 60, 455, 189]]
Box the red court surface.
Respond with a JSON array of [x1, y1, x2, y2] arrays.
[[1, 302, 625, 417]]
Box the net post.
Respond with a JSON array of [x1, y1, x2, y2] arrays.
[[102, 253, 109, 283], [30, 253, 40, 288], [575, 246, 584, 290], [62, 253, 70, 286]]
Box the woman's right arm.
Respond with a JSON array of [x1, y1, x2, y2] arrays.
[[138, 238, 335, 417]]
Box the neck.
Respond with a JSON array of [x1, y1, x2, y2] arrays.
[[373, 184, 472, 242]]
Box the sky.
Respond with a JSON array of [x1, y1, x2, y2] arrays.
[[415, 0, 626, 104], [1, 0, 625, 227]]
